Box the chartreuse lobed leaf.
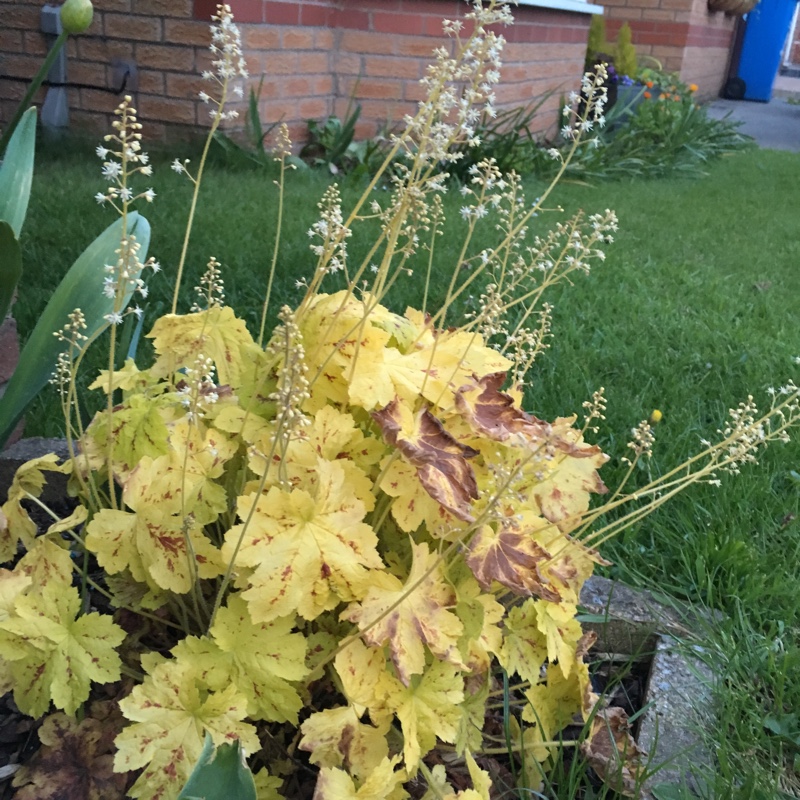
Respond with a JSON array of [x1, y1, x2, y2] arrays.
[[0, 106, 36, 238], [0, 454, 66, 562], [223, 457, 383, 623], [0, 212, 151, 449], [343, 541, 465, 686], [0, 569, 31, 696], [177, 733, 257, 800], [172, 593, 308, 724], [0, 578, 125, 718], [300, 705, 390, 781], [375, 660, 464, 773], [313, 755, 406, 800], [115, 653, 260, 800]]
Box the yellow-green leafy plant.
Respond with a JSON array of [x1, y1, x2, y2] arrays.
[[586, 13, 608, 66], [615, 23, 638, 80], [1, 3, 798, 800]]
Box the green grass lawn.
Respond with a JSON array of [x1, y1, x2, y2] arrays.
[[16, 140, 800, 797]]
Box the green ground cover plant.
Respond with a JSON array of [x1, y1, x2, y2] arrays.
[[4, 2, 800, 797], [16, 141, 800, 798]]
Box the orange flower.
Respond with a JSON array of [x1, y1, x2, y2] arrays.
[[689, 83, 699, 92], [643, 90, 652, 99], [673, 95, 680, 101], [646, 80, 654, 88]]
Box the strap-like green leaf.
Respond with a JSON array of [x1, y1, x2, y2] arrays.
[[0, 221, 22, 322], [0, 212, 150, 448], [178, 734, 257, 800], [0, 107, 37, 238]]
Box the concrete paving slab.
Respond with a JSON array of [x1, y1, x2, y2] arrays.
[[707, 96, 800, 152]]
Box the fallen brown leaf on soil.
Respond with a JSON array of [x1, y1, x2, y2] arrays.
[[580, 706, 646, 796], [12, 702, 128, 800]]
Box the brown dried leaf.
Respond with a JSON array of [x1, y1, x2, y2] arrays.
[[580, 706, 646, 796], [12, 705, 128, 800], [373, 400, 479, 522], [466, 522, 561, 601], [455, 372, 550, 442]]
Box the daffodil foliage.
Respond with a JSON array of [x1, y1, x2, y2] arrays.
[[0, 289, 611, 800]]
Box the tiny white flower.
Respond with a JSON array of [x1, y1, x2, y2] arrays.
[[118, 187, 133, 202], [233, 85, 244, 98], [132, 306, 144, 318], [102, 161, 122, 179], [199, 91, 211, 103], [96, 145, 109, 159], [140, 164, 153, 176], [144, 188, 156, 202], [150, 260, 162, 273], [171, 158, 184, 174], [105, 312, 123, 325], [95, 192, 107, 204]]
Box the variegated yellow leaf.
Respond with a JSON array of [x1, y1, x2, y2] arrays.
[[313, 755, 406, 800], [148, 306, 258, 388], [375, 660, 464, 772], [0, 581, 124, 717], [300, 705, 389, 781], [0, 454, 65, 561], [343, 542, 465, 685], [224, 458, 383, 622], [172, 593, 307, 723], [115, 656, 259, 800]]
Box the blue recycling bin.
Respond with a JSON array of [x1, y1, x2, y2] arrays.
[[737, 0, 799, 101]]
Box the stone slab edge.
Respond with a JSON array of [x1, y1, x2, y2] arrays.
[[580, 575, 718, 798], [0, 437, 70, 505]]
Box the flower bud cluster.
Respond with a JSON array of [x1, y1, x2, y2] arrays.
[[200, 4, 249, 122], [178, 354, 219, 422], [94, 96, 155, 208], [191, 257, 226, 311], [50, 309, 89, 395], [623, 420, 655, 464], [396, 0, 513, 164], [267, 306, 311, 441], [102, 235, 150, 325], [308, 185, 351, 276], [582, 388, 608, 434]]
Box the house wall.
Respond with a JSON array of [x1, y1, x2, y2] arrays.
[[0, 0, 595, 145], [601, 0, 735, 99], [790, 11, 800, 64]]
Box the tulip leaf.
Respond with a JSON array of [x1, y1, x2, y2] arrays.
[[0, 106, 37, 238], [178, 734, 257, 800], [0, 212, 150, 448], [0, 222, 22, 322]]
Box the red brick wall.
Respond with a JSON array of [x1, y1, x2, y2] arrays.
[[789, 12, 800, 64], [602, 0, 735, 99], [0, 0, 593, 144]]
